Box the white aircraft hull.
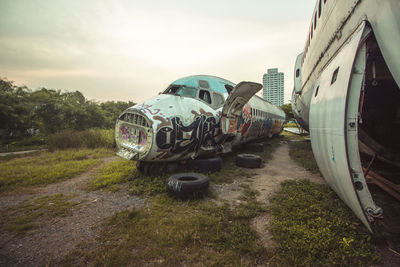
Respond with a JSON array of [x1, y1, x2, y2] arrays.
[[116, 75, 285, 163], [292, 0, 400, 233]]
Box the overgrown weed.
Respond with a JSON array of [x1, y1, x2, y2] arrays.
[[289, 140, 320, 173], [269, 179, 380, 266]]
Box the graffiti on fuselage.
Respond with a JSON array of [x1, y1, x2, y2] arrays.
[[137, 103, 162, 116], [237, 104, 252, 135], [154, 109, 220, 156]]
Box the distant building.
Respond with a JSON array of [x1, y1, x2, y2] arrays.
[[262, 68, 284, 106]]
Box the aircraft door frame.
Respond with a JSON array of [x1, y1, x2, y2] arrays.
[[220, 81, 262, 135], [309, 21, 379, 232]]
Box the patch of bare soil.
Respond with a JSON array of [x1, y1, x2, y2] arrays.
[[249, 142, 325, 249], [0, 157, 145, 266], [211, 179, 246, 206]]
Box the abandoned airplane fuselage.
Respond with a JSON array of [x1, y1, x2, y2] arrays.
[[292, 0, 400, 234], [116, 75, 285, 164]]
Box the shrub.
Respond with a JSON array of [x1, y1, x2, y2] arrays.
[[47, 128, 115, 150]]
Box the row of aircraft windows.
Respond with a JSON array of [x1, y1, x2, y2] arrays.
[[250, 108, 283, 121], [304, 0, 327, 62]]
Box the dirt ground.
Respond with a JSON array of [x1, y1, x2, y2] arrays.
[[1, 142, 399, 266], [0, 157, 146, 266]]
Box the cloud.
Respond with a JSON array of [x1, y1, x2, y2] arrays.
[[0, 0, 315, 103]]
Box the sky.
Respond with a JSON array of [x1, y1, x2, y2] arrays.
[[0, 0, 316, 104]]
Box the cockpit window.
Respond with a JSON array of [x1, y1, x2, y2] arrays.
[[199, 90, 211, 104], [176, 86, 197, 98], [164, 85, 197, 98], [198, 80, 210, 89]]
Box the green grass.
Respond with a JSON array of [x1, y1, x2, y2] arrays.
[[269, 180, 380, 266], [1, 194, 81, 236], [289, 140, 320, 173], [0, 148, 114, 193], [284, 122, 297, 128], [88, 158, 167, 196], [60, 193, 269, 266], [88, 158, 136, 191]]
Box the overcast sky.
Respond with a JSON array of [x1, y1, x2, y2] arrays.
[[0, 0, 316, 104]]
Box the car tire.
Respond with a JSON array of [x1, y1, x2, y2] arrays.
[[167, 173, 209, 199], [188, 157, 222, 173], [236, 154, 262, 168]]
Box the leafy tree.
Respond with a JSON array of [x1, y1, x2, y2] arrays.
[[0, 77, 136, 136], [281, 103, 294, 122], [0, 79, 33, 135]]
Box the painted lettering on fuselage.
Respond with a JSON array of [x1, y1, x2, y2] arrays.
[[154, 109, 220, 155], [137, 103, 162, 116]]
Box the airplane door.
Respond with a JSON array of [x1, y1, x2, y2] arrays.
[[309, 22, 380, 232], [221, 81, 262, 135]]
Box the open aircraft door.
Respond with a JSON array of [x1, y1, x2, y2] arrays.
[[309, 22, 382, 232], [221, 81, 262, 135]]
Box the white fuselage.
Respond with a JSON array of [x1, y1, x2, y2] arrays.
[[116, 75, 285, 163], [293, 0, 400, 130], [292, 0, 400, 233]]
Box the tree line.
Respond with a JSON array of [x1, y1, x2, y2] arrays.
[[0, 78, 136, 136]]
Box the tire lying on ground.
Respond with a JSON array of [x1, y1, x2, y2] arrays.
[[167, 173, 209, 199], [188, 157, 222, 173], [235, 154, 262, 168]]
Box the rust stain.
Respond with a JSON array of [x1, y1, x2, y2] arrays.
[[153, 116, 171, 130], [191, 108, 213, 118]]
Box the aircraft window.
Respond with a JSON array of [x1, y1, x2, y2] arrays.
[[311, 25, 313, 39], [318, 0, 322, 18], [165, 85, 180, 94], [296, 69, 300, 77], [175, 86, 197, 98], [199, 90, 212, 104], [213, 93, 224, 106], [314, 13, 317, 29], [198, 80, 210, 89], [331, 67, 340, 84], [314, 86, 320, 97]]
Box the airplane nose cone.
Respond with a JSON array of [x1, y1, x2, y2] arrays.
[[115, 109, 154, 160]]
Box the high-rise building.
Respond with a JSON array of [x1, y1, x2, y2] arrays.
[[262, 68, 284, 106]]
